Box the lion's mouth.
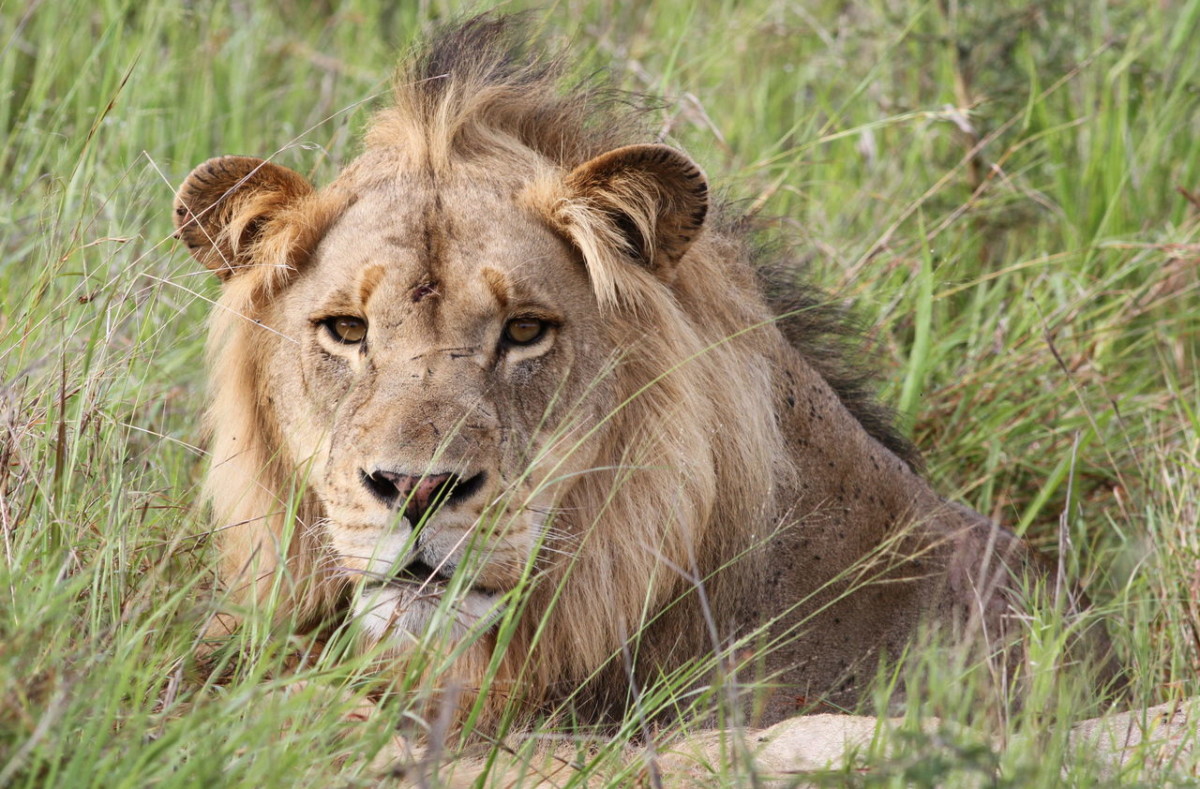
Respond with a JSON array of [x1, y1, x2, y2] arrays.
[[395, 557, 445, 585], [383, 556, 501, 598]]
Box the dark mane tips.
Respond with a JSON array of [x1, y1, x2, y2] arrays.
[[372, 13, 640, 170], [408, 13, 550, 108], [754, 253, 923, 471]]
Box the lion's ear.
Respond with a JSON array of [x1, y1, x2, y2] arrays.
[[173, 156, 314, 281], [555, 144, 708, 280]]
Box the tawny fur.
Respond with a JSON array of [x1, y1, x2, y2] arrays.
[[175, 14, 1119, 729]]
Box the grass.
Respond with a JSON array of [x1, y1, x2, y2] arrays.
[[2, 0, 1199, 785]]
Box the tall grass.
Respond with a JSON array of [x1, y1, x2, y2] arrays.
[[2, 0, 1198, 785]]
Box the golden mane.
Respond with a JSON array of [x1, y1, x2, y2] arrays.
[[191, 18, 788, 717]]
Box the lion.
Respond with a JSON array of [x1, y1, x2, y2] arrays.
[[174, 15, 1120, 729]]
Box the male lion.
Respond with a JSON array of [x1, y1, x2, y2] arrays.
[[175, 16, 1118, 728]]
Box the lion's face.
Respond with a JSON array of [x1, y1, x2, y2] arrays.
[[262, 178, 618, 632]]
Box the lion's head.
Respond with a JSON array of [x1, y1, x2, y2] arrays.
[[176, 16, 789, 719]]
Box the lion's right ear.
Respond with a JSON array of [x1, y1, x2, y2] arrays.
[[173, 156, 314, 281]]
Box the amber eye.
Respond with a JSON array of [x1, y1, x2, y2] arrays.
[[325, 316, 367, 344], [503, 317, 547, 346]]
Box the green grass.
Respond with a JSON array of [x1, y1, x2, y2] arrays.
[[2, 0, 1199, 785]]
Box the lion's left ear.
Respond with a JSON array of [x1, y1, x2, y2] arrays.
[[550, 144, 708, 283]]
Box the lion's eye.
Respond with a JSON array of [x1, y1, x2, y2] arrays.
[[325, 316, 367, 344], [503, 317, 547, 346]]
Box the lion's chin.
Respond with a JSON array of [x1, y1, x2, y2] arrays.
[[353, 579, 505, 651]]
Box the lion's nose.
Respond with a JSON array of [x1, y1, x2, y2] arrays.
[[361, 469, 487, 526]]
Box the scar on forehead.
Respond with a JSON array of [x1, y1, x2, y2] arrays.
[[411, 281, 439, 303], [481, 267, 509, 310], [357, 262, 388, 307]]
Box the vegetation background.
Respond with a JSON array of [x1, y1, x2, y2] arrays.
[[1, 0, 1197, 785]]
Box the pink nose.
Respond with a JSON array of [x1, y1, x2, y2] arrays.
[[361, 469, 487, 526]]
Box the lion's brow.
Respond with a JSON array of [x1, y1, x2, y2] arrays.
[[356, 262, 389, 308], [480, 266, 510, 310]]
